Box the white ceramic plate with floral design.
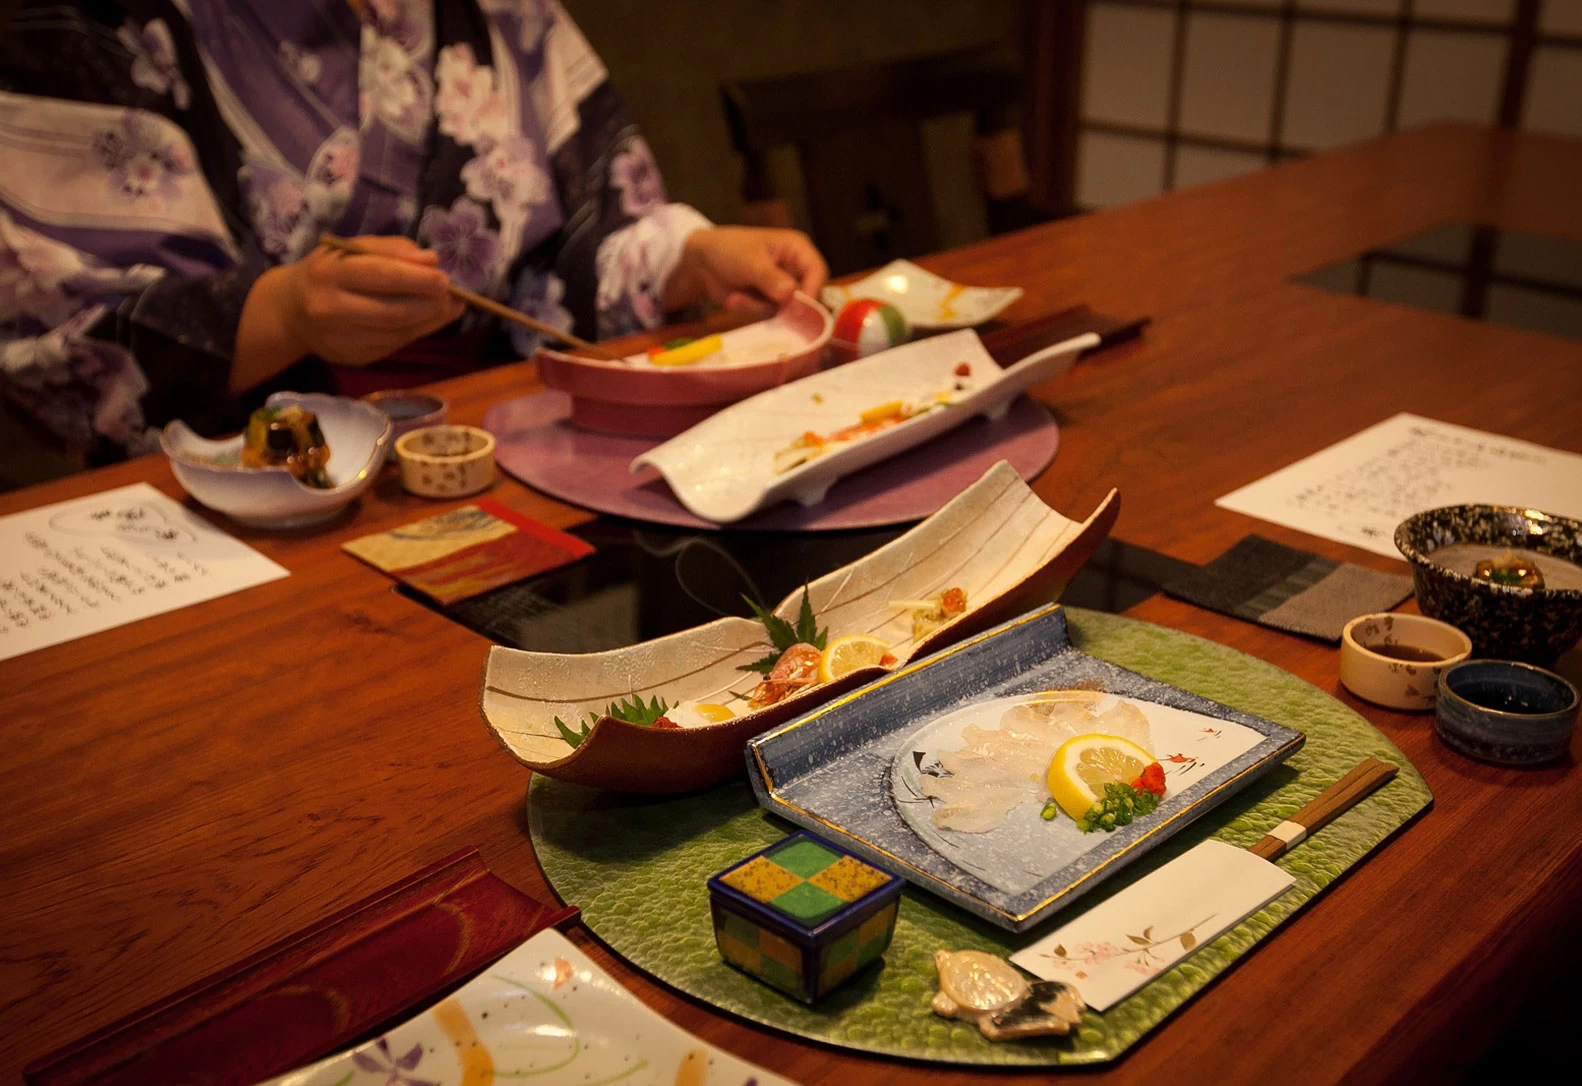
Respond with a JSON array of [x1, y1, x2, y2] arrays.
[[263, 929, 794, 1086], [631, 328, 1097, 524], [821, 260, 1024, 329]]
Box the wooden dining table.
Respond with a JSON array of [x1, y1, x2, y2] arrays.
[[3, 122, 1580, 1084]]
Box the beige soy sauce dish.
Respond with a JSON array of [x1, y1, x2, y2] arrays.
[[1340, 612, 1472, 711], [395, 425, 496, 499]]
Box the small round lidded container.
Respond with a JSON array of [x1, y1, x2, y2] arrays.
[[708, 830, 903, 1004]]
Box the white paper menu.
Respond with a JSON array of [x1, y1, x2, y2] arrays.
[[1216, 413, 1582, 559], [0, 482, 288, 663]]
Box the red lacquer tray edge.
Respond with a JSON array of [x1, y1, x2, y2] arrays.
[[25, 847, 578, 1086]]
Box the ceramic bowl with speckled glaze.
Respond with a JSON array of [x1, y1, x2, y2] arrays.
[[1434, 659, 1578, 765], [1395, 505, 1582, 666]]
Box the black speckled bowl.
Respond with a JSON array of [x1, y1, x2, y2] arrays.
[[1395, 505, 1582, 666]]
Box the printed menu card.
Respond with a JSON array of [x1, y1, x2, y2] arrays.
[[1217, 413, 1582, 559], [0, 482, 288, 663]]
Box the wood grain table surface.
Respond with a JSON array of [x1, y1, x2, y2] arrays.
[[3, 123, 1579, 1083]]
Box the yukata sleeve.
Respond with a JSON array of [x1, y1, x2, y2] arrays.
[[0, 4, 261, 460], [524, 2, 710, 349]]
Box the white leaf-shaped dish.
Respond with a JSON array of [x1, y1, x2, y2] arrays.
[[631, 328, 1099, 524], [161, 392, 392, 529], [264, 929, 795, 1086], [821, 259, 1024, 329], [481, 461, 1119, 793]]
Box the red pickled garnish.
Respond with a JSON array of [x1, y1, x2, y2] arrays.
[[880, 652, 897, 667], [941, 586, 967, 615], [1131, 762, 1167, 796], [652, 716, 680, 729], [954, 362, 971, 377]]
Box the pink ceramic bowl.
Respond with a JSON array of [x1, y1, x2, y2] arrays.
[[534, 293, 833, 438]]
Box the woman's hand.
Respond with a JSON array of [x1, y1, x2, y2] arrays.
[[232, 236, 464, 394], [662, 226, 828, 319]]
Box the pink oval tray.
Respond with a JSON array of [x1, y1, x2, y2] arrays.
[[484, 389, 1059, 531]]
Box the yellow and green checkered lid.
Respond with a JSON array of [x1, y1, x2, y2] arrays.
[[708, 831, 902, 932]]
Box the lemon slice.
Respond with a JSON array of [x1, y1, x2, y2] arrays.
[[1046, 734, 1154, 821], [817, 634, 892, 683], [689, 702, 736, 723]]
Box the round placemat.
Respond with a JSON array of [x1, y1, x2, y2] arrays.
[[483, 390, 1059, 532], [527, 608, 1431, 1066]]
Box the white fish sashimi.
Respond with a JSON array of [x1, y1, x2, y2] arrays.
[[920, 775, 1040, 833], [924, 693, 1155, 833]]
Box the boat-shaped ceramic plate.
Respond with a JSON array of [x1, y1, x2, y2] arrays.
[[482, 462, 1118, 793], [746, 604, 1305, 932], [632, 328, 1098, 524], [821, 259, 1024, 329], [264, 928, 794, 1086], [535, 292, 832, 438]]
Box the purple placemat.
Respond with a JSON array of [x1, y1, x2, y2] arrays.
[[483, 390, 1060, 532]]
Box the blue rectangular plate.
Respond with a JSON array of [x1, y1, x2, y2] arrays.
[[745, 605, 1305, 932]]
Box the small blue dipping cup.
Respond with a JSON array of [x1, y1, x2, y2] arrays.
[[1435, 660, 1579, 766]]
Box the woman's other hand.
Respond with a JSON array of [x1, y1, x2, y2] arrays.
[[232, 236, 464, 393], [663, 226, 829, 319]]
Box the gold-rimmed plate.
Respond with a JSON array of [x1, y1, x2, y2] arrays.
[[745, 604, 1304, 932]]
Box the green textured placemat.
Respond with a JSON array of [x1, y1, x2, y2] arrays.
[[528, 607, 1431, 1066]]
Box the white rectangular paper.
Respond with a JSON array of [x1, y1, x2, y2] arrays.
[[1010, 839, 1295, 1011], [1216, 413, 1582, 558], [0, 483, 289, 663]]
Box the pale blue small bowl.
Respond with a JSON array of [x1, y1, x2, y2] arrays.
[[1434, 659, 1578, 766]]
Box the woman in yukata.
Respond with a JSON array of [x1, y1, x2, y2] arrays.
[[0, 1, 828, 463]]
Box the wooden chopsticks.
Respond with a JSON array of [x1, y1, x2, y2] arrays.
[[1249, 756, 1399, 861], [317, 233, 623, 361]]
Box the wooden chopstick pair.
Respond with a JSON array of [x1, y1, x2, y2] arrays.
[[317, 233, 622, 360], [1248, 756, 1398, 861]]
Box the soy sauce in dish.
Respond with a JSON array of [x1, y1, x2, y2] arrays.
[[1365, 643, 1446, 663]]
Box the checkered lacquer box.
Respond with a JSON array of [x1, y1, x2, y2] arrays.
[[707, 831, 903, 1003]]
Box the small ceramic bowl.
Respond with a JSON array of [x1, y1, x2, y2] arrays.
[[162, 392, 392, 528], [1434, 659, 1579, 765], [362, 390, 448, 463], [535, 293, 832, 438], [1395, 505, 1582, 666], [396, 424, 496, 498], [1339, 613, 1472, 711]]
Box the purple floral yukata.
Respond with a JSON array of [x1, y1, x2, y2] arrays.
[[0, 0, 709, 461]]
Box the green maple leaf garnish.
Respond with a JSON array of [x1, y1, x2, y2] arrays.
[[743, 593, 798, 651], [552, 715, 591, 749], [552, 694, 671, 748], [738, 651, 784, 675], [793, 587, 827, 650], [739, 587, 827, 672], [601, 693, 671, 727]]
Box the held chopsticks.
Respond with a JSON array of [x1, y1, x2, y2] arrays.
[[317, 233, 623, 361], [1248, 756, 1399, 861]]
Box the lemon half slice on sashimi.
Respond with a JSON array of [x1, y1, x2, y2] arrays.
[[817, 634, 893, 683], [1046, 734, 1155, 821]]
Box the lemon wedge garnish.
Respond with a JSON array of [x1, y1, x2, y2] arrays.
[[1046, 734, 1155, 821], [817, 634, 892, 683], [689, 703, 736, 723]]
